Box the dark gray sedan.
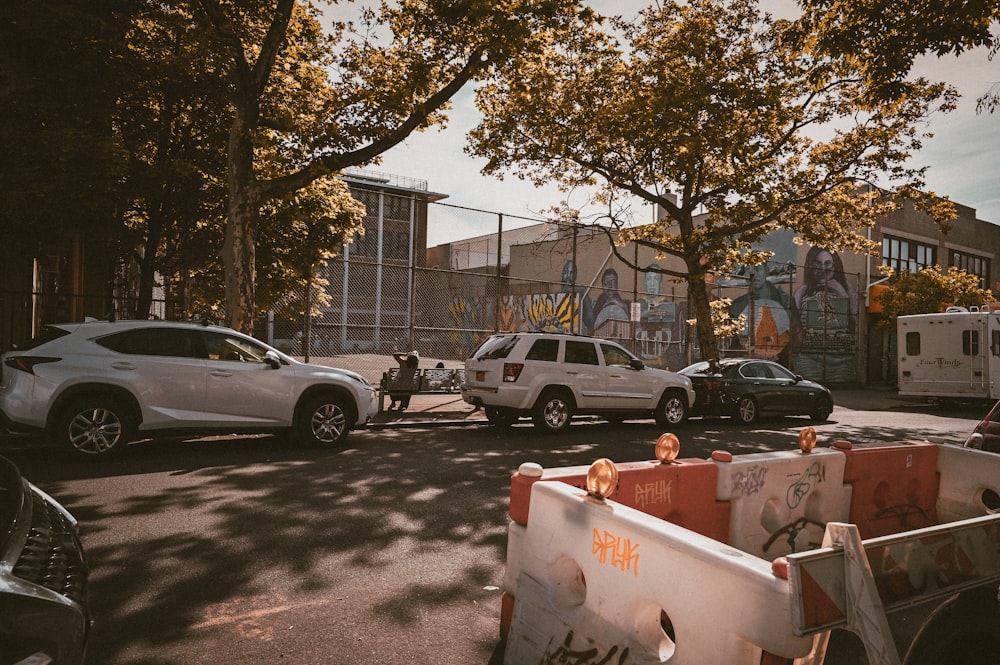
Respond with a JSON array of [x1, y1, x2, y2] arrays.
[[679, 358, 833, 424]]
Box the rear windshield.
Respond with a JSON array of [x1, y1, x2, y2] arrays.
[[471, 335, 520, 360], [11, 325, 70, 351]]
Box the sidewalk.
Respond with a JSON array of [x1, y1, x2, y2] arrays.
[[366, 385, 916, 429], [368, 392, 488, 429]]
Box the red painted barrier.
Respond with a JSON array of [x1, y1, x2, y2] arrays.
[[838, 440, 940, 539], [509, 458, 730, 542]]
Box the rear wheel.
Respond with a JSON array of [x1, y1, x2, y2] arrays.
[[810, 395, 833, 422], [655, 392, 688, 427], [56, 396, 135, 458], [736, 395, 758, 424], [298, 394, 352, 447], [532, 390, 574, 433]]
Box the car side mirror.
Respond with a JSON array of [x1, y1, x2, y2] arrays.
[[264, 350, 282, 369], [794, 374, 804, 383], [630, 358, 645, 370]]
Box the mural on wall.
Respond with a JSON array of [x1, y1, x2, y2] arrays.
[[637, 264, 680, 361], [792, 245, 858, 383], [593, 268, 631, 332], [727, 263, 795, 360], [560, 260, 595, 335], [722, 230, 798, 362], [447, 291, 589, 349]]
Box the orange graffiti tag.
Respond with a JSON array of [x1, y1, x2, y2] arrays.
[[592, 528, 640, 576]]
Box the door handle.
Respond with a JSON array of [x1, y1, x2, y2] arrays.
[[210, 370, 233, 378], [110, 362, 136, 371]]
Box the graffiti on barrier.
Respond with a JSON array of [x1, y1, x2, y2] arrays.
[[732, 465, 768, 497], [592, 528, 640, 577], [787, 462, 825, 509], [634, 479, 672, 509], [540, 630, 631, 665]]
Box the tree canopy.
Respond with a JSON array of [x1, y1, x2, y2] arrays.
[[794, 0, 1000, 111], [191, 0, 594, 332], [876, 265, 994, 325], [468, 0, 956, 361]]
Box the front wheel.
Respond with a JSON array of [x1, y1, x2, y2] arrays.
[[736, 395, 758, 425], [810, 395, 833, 422], [655, 392, 688, 427], [532, 390, 574, 433], [298, 394, 352, 447], [56, 397, 135, 458]]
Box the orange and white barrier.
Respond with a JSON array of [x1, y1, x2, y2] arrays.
[[712, 448, 852, 560], [503, 481, 813, 665], [934, 443, 1000, 523], [502, 434, 1000, 664]]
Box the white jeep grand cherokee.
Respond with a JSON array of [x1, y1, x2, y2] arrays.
[[461, 332, 694, 432], [0, 320, 378, 457]]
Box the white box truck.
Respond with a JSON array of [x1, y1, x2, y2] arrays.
[[897, 305, 1000, 400]]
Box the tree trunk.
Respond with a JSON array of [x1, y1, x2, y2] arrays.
[[686, 259, 720, 364], [223, 113, 260, 334]]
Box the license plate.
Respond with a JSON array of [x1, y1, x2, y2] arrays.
[[476, 371, 485, 381]]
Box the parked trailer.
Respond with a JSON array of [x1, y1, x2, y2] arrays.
[[500, 432, 1000, 665], [897, 306, 1000, 400]]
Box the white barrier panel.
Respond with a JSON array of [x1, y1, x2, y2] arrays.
[[935, 444, 1000, 523], [503, 482, 813, 665], [714, 449, 852, 560], [503, 521, 527, 599]]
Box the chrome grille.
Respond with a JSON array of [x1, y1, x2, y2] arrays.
[[13, 489, 88, 605]]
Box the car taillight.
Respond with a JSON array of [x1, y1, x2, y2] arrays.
[[705, 378, 722, 391], [3, 356, 60, 374], [503, 363, 524, 382]]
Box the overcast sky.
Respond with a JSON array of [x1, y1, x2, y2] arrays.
[[367, 2, 1000, 245]]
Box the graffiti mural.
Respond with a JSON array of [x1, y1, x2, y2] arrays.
[[792, 246, 858, 383]]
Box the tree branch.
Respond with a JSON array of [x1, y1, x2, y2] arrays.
[[261, 51, 485, 200]]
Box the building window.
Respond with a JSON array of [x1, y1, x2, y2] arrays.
[[882, 235, 936, 274], [951, 250, 990, 290]]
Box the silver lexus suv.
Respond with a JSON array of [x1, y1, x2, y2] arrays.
[[461, 332, 694, 432], [0, 320, 378, 457]]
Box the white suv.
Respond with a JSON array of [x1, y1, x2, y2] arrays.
[[0, 320, 378, 457], [461, 332, 695, 432]]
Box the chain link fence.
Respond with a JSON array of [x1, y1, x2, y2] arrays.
[[262, 203, 865, 384], [3, 201, 865, 385]]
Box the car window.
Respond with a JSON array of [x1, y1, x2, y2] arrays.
[[13, 325, 70, 351], [767, 363, 796, 381], [601, 344, 633, 368], [565, 340, 599, 365], [740, 363, 762, 379], [525, 338, 559, 362], [472, 335, 519, 360], [97, 328, 205, 358], [201, 331, 270, 362]]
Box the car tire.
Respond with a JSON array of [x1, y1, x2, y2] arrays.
[[532, 389, 574, 433], [56, 396, 135, 458], [485, 406, 518, 428], [655, 391, 688, 427], [810, 395, 833, 422], [736, 395, 758, 425], [902, 587, 1000, 665], [298, 394, 351, 447]]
